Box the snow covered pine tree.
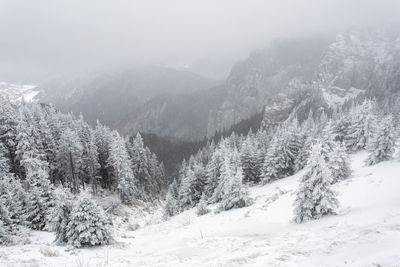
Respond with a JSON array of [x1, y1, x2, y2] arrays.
[[66, 192, 112, 247], [294, 142, 339, 223], [366, 115, 396, 165]]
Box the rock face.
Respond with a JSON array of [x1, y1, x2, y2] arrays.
[[34, 27, 400, 141], [206, 37, 329, 137], [123, 28, 400, 140]]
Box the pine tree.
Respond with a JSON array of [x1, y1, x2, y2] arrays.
[[329, 141, 351, 183], [47, 187, 74, 244], [108, 131, 138, 204], [261, 135, 289, 183], [202, 146, 224, 203], [178, 167, 195, 210], [240, 137, 262, 183], [219, 167, 251, 211], [345, 100, 377, 152], [0, 202, 13, 245], [25, 187, 47, 230], [129, 133, 154, 197], [66, 192, 112, 248], [294, 136, 312, 172], [57, 128, 84, 193], [211, 146, 238, 204], [163, 179, 180, 218], [322, 124, 351, 183], [196, 198, 210, 216], [366, 115, 396, 165], [0, 97, 18, 175], [294, 142, 339, 223], [94, 121, 113, 190]]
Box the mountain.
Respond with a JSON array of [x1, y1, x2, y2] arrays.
[[0, 82, 39, 103], [119, 27, 400, 140], [37, 67, 217, 126], [24, 27, 400, 142]]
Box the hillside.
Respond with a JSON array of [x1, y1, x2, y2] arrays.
[[1, 151, 399, 266], [37, 67, 217, 127]]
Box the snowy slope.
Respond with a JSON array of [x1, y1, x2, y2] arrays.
[[0, 82, 39, 102], [1, 152, 400, 266]]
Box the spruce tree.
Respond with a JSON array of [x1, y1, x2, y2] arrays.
[[25, 187, 47, 230], [0, 202, 12, 245], [261, 135, 289, 183], [196, 197, 210, 216], [47, 187, 74, 244], [163, 179, 180, 218], [108, 131, 138, 204], [130, 133, 151, 196], [219, 168, 251, 211], [294, 142, 339, 223], [203, 146, 224, 203], [366, 115, 396, 165], [240, 137, 262, 183], [57, 128, 84, 193], [345, 100, 377, 152], [66, 192, 112, 248], [329, 141, 351, 183]]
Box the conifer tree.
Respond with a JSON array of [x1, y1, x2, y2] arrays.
[[219, 167, 251, 211], [0, 97, 19, 174], [163, 179, 180, 218], [57, 128, 83, 193], [345, 100, 377, 152], [108, 131, 138, 204], [66, 192, 112, 247], [47, 187, 74, 244], [294, 142, 339, 223], [329, 141, 351, 183], [25, 187, 47, 230], [0, 202, 13, 245], [240, 137, 262, 183], [196, 197, 210, 216], [366, 115, 396, 165], [203, 146, 224, 203], [94, 121, 113, 190], [261, 135, 289, 183]]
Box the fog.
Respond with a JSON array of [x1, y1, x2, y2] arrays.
[[0, 0, 399, 81]]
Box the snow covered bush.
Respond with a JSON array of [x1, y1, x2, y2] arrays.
[[66, 192, 112, 248], [294, 142, 339, 223], [163, 179, 180, 219], [366, 115, 396, 165], [196, 198, 209, 216]]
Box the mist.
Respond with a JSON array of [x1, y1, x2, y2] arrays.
[[0, 0, 399, 81]]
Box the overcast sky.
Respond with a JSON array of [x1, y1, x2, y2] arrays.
[[0, 0, 399, 81]]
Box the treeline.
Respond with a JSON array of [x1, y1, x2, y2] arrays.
[[142, 109, 265, 176], [0, 97, 166, 246], [164, 99, 399, 220]]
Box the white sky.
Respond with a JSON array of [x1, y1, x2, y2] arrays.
[[0, 0, 399, 80]]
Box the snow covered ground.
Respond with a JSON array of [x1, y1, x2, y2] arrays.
[[1, 151, 400, 266]]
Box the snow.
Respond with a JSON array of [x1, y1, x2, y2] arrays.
[[322, 86, 364, 108], [1, 151, 400, 266], [0, 82, 39, 103]]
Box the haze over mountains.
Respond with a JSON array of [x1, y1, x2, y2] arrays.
[[4, 26, 398, 143]]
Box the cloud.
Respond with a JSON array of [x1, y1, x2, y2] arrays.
[[0, 0, 399, 80]]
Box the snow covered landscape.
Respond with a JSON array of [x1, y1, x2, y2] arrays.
[[1, 1, 400, 267], [1, 151, 400, 266]]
